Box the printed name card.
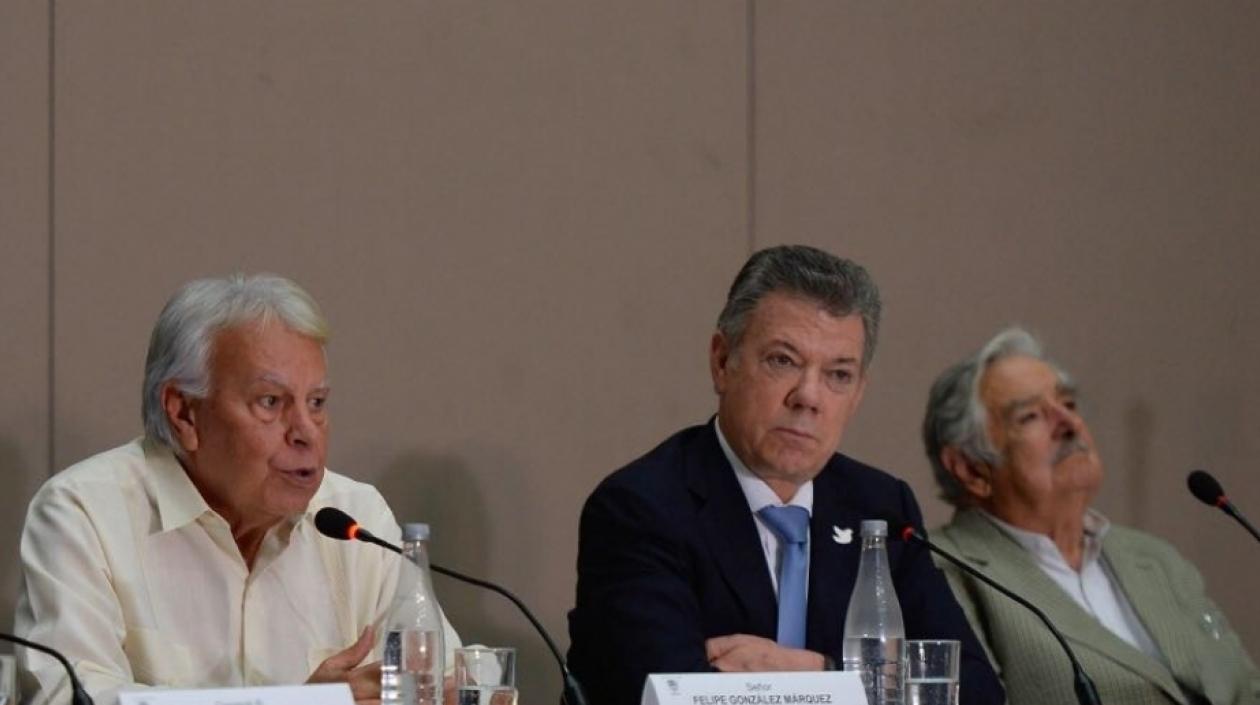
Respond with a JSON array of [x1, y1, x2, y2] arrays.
[[119, 683, 353, 705], [641, 671, 868, 705]]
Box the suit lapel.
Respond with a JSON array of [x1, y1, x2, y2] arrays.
[[1103, 531, 1202, 697], [949, 511, 1185, 699], [687, 424, 778, 639], [804, 459, 862, 651]]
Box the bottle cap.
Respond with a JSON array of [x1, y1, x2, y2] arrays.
[[402, 523, 431, 541], [860, 519, 888, 537]]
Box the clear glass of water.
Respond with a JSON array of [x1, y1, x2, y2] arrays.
[[904, 640, 960, 705], [455, 647, 517, 705]]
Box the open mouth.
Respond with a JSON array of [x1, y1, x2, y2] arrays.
[[279, 467, 321, 485]]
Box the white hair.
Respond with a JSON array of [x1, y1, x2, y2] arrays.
[[922, 327, 1073, 506], [141, 273, 329, 454]]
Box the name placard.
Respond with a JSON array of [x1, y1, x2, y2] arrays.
[[118, 683, 354, 705], [641, 671, 867, 705]]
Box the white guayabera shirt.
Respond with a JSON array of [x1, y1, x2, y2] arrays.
[[14, 440, 461, 705]]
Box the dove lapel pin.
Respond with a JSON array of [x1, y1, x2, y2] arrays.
[[832, 526, 853, 545]]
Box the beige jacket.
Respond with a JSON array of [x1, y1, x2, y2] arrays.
[[934, 508, 1260, 705]]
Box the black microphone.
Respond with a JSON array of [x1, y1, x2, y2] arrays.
[[1187, 470, 1260, 543], [0, 633, 94, 705], [314, 508, 589, 705], [887, 517, 1102, 705], [314, 505, 402, 554]]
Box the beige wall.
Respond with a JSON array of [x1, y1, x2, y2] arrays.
[[2, 2, 1259, 703], [0, 0, 51, 637]]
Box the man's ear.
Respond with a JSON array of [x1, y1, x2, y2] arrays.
[[161, 383, 200, 454], [709, 331, 732, 395], [941, 446, 992, 500]]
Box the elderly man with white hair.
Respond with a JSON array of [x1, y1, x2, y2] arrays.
[[922, 326, 1259, 705], [14, 274, 460, 705]]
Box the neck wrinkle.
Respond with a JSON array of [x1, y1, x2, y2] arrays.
[[984, 494, 1093, 572]]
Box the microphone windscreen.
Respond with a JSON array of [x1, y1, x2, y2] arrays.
[[315, 507, 358, 540], [1187, 470, 1226, 506]]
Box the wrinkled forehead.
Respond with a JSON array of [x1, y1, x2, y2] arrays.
[[979, 354, 1074, 412], [742, 293, 867, 358], [207, 321, 328, 386]]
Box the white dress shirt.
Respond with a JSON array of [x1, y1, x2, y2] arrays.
[[14, 439, 461, 705], [983, 509, 1164, 662], [715, 419, 814, 596]]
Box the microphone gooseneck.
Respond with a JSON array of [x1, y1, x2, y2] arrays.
[[891, 520, 1102, 705], [423, 562, 589, 705], [0, 633, 95, 705], [1186, 469, 1260, 543], [315, 507, 589, 705]]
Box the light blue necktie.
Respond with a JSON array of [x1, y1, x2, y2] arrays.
[[757, 505, 810, 649]]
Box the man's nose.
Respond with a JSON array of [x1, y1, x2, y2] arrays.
[[1049, 402, 1082, 440], [786, 368, 823, 412], [285, 404, 319, 447]]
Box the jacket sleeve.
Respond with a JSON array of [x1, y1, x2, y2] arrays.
[[567, 481, 713, 705]]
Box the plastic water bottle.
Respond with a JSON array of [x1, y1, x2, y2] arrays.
[[843, 520, 905, 705], [381, 523, 446, 705]]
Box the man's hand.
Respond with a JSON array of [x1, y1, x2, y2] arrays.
[[308, 627, 382, 704], [443, 674, 456, 705], [705, 634, 826, 672]]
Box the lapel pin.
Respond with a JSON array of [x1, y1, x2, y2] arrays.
[[833, 526, 853, 545]]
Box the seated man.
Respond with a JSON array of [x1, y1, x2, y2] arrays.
[[922, 326, 1260, 705], [15, 274, 461, 705], [567, 245, 1003, 705]]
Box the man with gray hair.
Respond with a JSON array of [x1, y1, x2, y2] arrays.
[[568, 245, 1003, 705], [923, 326, 1260, 705], [15, 274, 460, 705]]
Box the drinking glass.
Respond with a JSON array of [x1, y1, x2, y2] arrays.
[[904, 639, 960, 705], [455, 647, 517, 705]]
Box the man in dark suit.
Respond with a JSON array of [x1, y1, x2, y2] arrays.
[[567, 245, 1003, 705]]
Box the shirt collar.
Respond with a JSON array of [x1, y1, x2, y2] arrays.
[[714, 417, 813, 514], [982, 507, 1111, 569], [144, 438, 215, 533]]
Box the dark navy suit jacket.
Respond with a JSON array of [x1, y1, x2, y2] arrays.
[[567, 422, 1003, 705]]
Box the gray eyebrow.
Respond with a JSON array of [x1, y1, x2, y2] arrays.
[[1001, 385, 1079, 419], [999, 395, 1041, 419], [254, 373, 330, 393], [766, 339, 859, 366]]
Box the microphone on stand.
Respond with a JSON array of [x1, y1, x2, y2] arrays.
[[0, 633, 94, 705], [314, 507, 402, 554], [1186, 470, 1260, 543], [314, 507, 589, 705], [886, 516, 1102, 705]]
